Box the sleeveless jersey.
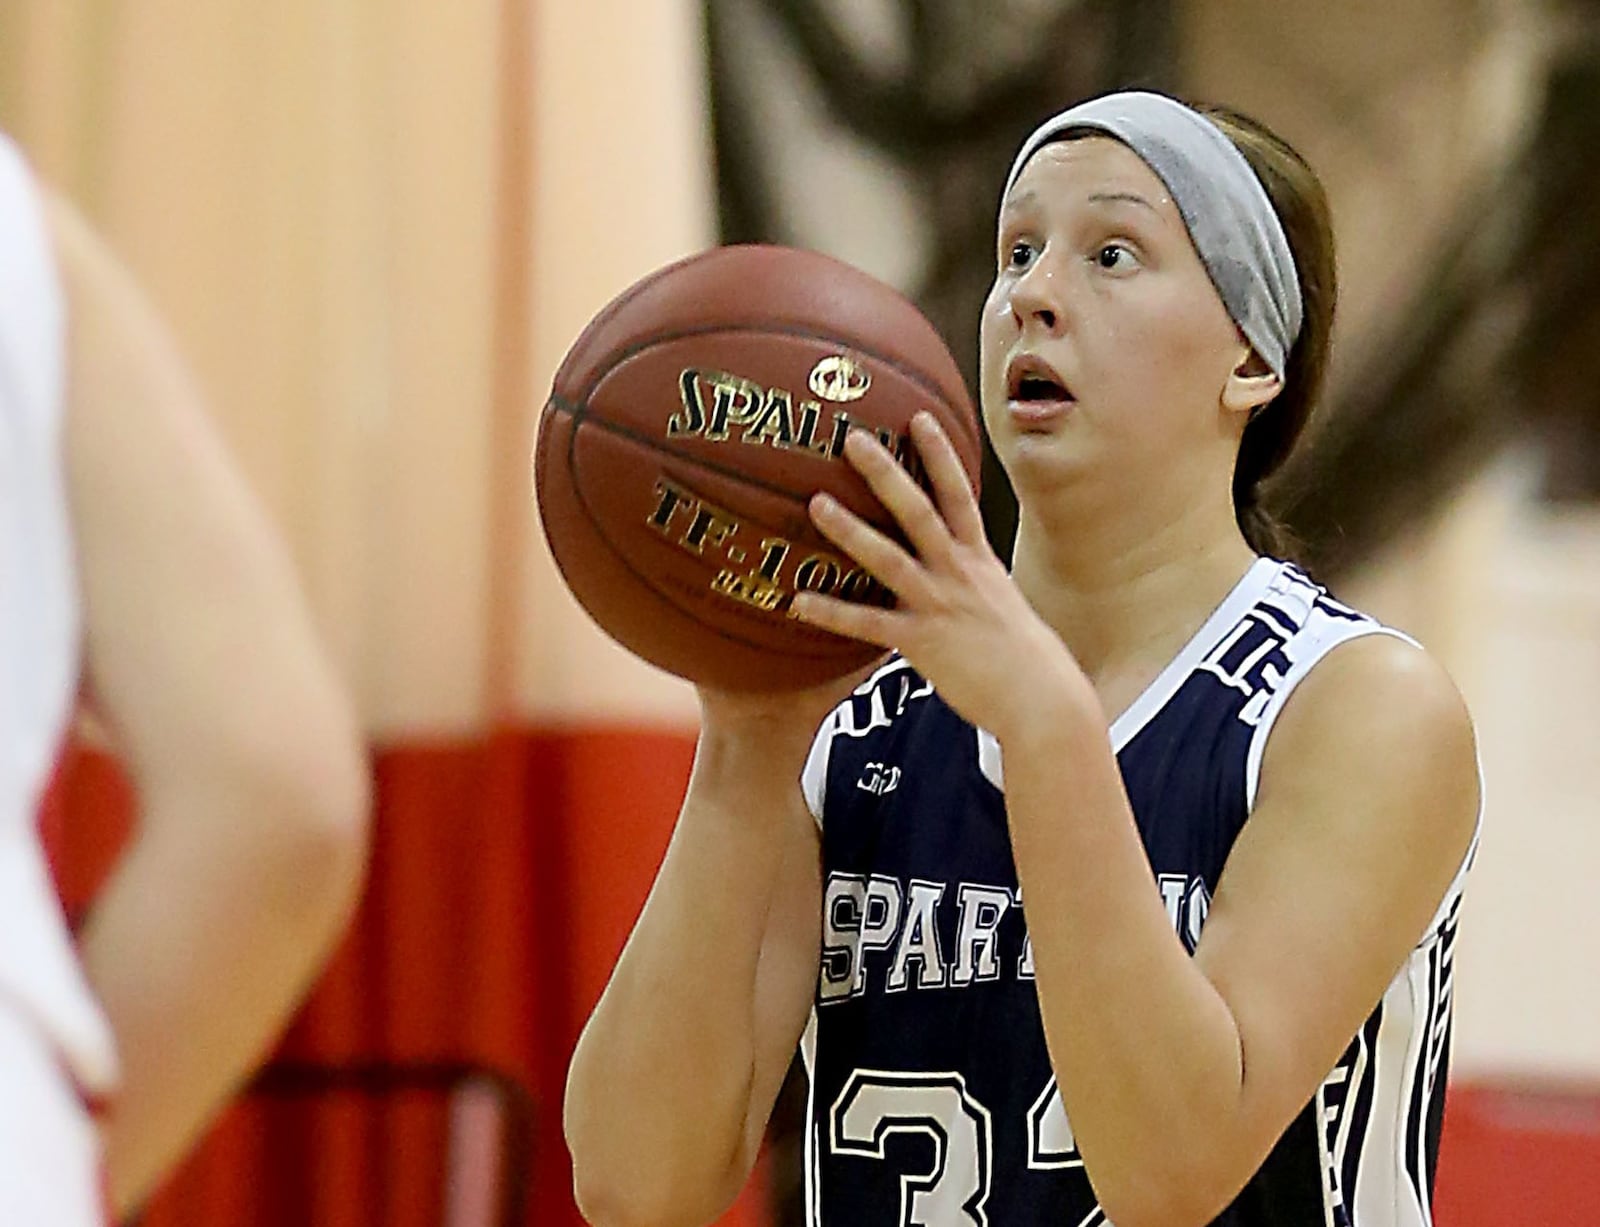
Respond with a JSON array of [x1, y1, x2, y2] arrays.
[[0, 133, 119, 1093], [799, 557, 1475, 1227]]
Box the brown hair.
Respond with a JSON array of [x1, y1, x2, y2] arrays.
[[1192, 103, 1338, 559]]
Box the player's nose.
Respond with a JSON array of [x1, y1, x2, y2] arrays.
[[1008, 256, 1068, 337]]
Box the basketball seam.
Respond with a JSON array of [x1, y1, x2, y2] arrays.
[[546, 393, 891, 512], [550, 253, 706, 389], [565, 323, 982, 458], [556, 412, 879, 664]]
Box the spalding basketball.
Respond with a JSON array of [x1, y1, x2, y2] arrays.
[[535, 244, 982, 692]]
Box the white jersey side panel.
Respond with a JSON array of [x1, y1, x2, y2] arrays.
[[0, 133, 119, 1093], [1244, 566, 1477, 1227]]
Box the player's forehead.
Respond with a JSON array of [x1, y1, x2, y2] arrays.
[[999, 136, 1177, 226]]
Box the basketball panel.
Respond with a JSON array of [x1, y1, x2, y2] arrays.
[[535, 405, 884, 691], [550, 246, 973, 427]]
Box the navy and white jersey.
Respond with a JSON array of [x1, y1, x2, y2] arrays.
[[798, 557, 1476, 1227]]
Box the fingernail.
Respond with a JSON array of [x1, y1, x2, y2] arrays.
[[847, 428, 883, 455]]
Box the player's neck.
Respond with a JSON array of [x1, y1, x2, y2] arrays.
[[1009, 496, 1258, 691]]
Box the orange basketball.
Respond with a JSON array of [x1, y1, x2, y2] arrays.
[[535, 244, 982, 692]]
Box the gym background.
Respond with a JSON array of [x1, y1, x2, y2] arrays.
[[3, 1, 1596, 1224]]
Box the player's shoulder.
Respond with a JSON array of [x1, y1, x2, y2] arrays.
[[1248, 559, 1470, 754], [1285, 630, 1472, 750], [1252, 597, 1478, 865]]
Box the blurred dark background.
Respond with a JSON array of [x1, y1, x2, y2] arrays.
[[704, 0, 1600, 576]]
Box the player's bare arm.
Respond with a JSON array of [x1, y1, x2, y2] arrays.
[[565, 684, 842, 1227], [1003, 635, 1477, 1226], [49, 193, 371, 1214]]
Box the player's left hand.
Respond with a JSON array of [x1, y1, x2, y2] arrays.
[[793, 411, 1091, 738]]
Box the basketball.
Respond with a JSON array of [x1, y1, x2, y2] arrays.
[[534, 244, 983, 692]]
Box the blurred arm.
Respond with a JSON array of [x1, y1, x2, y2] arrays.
[[48, 196, 372, 1215]]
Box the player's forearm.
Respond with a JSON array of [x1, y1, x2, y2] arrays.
[[997, 700, 1257, 1227], [79, 762, 367, 1215], [565, 734, 818, 1227]]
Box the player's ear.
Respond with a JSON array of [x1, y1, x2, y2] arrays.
[[1222, 346, 1282, 421]]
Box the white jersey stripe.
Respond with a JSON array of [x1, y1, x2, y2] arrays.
[[802, 1010, 820, 1227], [1316, 1080, 1338, 1227], [1108, 556, 1281, 751], [1414, 940, 1445, 1222], [1349, 942, 1432, 1226], [1331, 1011, 1376, 1225]]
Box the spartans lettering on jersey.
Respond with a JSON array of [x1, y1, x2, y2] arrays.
[[667, 367, 921, 479], [819, 870, 1213, 1002]]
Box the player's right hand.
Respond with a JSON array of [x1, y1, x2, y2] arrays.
[[695, 657, 884, 778]]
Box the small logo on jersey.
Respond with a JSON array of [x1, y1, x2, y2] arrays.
[[856, 761, 901, 795], [809, 354, 872, 403]]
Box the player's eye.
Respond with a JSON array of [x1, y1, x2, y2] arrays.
[[1094, 243, 1137, 271], [1007, 240, 1039, 272]]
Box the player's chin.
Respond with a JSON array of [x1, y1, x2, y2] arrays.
[[992, 425, 1082, 486]]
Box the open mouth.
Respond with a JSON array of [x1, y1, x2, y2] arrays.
[[1005, 355, 1074, 405]]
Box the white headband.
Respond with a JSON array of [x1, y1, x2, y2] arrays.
[[1004, 91, 1304, 378]]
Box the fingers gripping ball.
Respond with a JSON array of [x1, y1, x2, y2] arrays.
[[535, 244, 983, 692]]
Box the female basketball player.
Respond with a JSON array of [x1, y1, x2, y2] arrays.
[[1, 135, 370, 1222], [566, 92, 1480, 1227]]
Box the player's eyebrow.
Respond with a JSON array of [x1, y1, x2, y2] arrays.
[[1086, 190, 1161, 213], [1000, 189, 1039, 219]]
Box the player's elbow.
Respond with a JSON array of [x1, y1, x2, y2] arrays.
[[571, 1175, 698, 1227], [180, 702, 372, 922], [1092, 1163, 1240, 1227], [570, 1157, 739, 1227], [253, 716, 372, 917], [1093, 1189, 1214, 1227], [567, 1098, 748, 1227]]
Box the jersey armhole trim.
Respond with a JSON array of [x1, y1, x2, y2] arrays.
[[801, 712, 835, 830], [1244, 624, 1422, 810]]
